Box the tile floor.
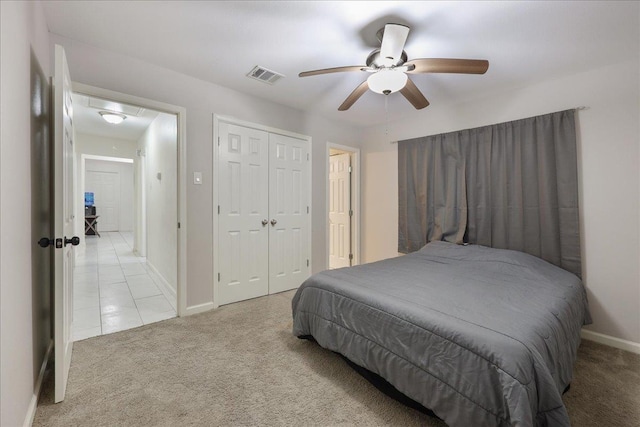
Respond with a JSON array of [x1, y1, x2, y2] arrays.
[[72, 231, 177, 341]]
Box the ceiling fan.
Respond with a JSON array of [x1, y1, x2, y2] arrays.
[[299, 24, 489, 111]]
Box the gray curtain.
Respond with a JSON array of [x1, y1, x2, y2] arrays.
[[398, 109, 581, 277]]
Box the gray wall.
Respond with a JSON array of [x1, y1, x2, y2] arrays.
[[0, 1, 52, 425], [360, 59, 640, 345], [49, 34, 364, 309]]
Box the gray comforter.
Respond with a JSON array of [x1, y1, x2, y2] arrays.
[[292, 242, 591, 426]]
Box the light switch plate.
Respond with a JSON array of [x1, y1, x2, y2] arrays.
[[193, 172, 202, 185]]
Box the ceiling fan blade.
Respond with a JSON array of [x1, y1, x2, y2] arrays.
[[380, 24, 410, 64], [338, 81, 369, 111], [299, 66, 366, 78], [405, 58, 489, 74], [400, 78, 430, 109]]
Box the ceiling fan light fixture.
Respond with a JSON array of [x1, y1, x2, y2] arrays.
[[367, 69, 408, 95], [298, 21, 488, 111], [99, 111, 127, 124]]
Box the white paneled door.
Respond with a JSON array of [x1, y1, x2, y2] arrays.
[[268, 133, 310, 293], [217, 121, 310, 305], [329, 153, 351, 269], [218, 122, 270, 305], [53, 44, 76, 403]]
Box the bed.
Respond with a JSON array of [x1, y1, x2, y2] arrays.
[[291, 241, 591, 426]]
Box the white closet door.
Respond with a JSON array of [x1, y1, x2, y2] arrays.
[[218, 122, 270, 305], [268, 133, 310, 294], [329, 153, 351, 268]]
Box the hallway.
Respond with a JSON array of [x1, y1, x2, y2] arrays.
[[72, 231, 177, 341]]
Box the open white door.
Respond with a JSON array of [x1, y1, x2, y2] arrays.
[[329, 153, 351, 268], [53, 44, 78, 403]]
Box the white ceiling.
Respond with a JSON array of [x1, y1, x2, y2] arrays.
[[72, 93, 160, 140], [44, 1, 639, 127]]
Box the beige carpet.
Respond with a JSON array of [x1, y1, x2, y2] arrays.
[[35, 291, 640, 426]]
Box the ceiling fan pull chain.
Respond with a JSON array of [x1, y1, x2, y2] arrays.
[[384, 95, 389, 136]]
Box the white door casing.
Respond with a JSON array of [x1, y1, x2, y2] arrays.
[[72, 83, 187, 318], [53, 44, 75, 403], [268, 133, 310, 294], [329, 153, 351, 268], [86, 170, 120, 231], [217, 122, 270, 305]]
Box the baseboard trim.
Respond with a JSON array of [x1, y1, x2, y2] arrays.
[[23, 339, 53, 427], [184, 302, 215, 316], [146, 260, 177, 309], [581, 329, 640, 355]]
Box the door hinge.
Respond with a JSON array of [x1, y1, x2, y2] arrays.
[[306, 259, 309, 267], [348, 166, 352, 173], [307, 206, 309, 214], [178, 222, 181, 229], [307, 153, 309, 161], [218, 272, 221, 282], [349, 253, 353, 260], [349, 209, 353, 217], [218, 137, 220, 146], [218, 205, 220, 214]]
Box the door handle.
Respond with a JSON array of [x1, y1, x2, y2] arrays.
[[38, 237, 54, 248], [262, 219, 268, 226], [270, 219, 277, 226], [38, 236, 80, 248], [64, 236, 80, 247]]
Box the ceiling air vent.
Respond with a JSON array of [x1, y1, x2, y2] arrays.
[[247, 66, 284, 85]]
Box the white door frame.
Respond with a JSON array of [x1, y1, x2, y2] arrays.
[[326, 143, 361, 268], [81, 155, 134, 236], [72, 82, 188, 317], [212, 114, 312, 308]]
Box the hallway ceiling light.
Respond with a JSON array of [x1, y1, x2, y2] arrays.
[[99, 111, 127, 124]]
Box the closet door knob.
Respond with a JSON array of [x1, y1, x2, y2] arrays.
[[262, 219, 268, 226], [270, 219, 277, 226]]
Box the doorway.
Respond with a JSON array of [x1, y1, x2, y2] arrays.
[[326, 143, 360, 269], [70, 87, 185, 340]]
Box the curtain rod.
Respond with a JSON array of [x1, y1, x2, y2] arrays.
[[389, 107, 589, 144]]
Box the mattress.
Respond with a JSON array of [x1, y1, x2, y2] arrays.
[[292, 241, 591, 426]]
